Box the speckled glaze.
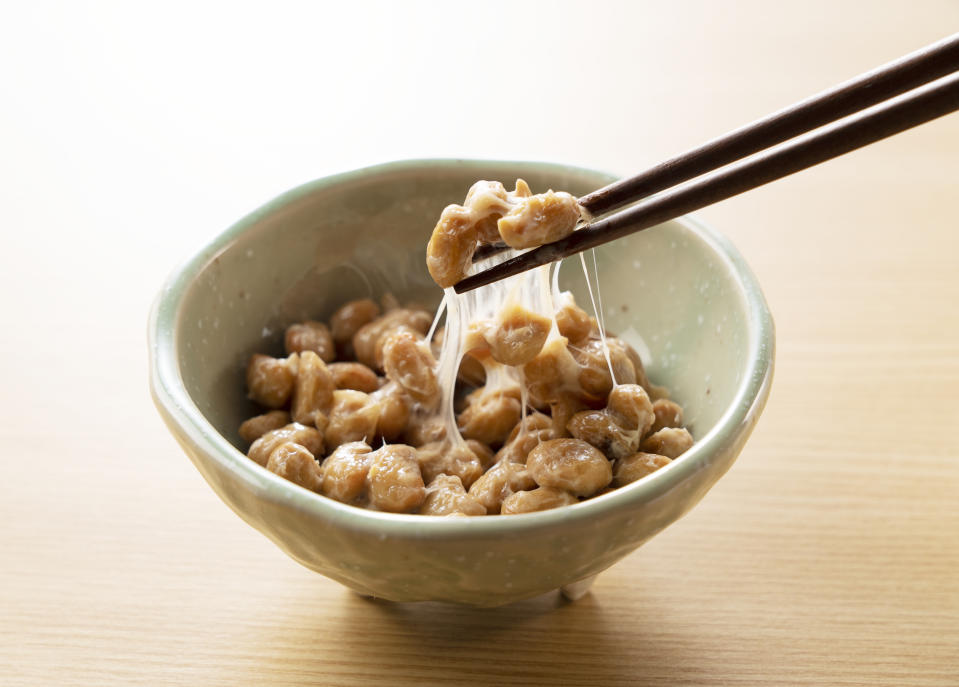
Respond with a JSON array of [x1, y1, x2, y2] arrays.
[[149, 159, 774, 607]]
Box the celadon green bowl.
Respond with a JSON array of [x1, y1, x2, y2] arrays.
[[149, 159, 774, 607]]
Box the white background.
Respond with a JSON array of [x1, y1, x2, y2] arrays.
[[1, 1, 957, 432], [2, 0, 956, 430]]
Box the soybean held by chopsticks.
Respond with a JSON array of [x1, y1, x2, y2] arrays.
[[454, 32, 959, 293]]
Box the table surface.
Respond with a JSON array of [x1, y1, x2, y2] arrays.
[[2, 3, 957, 685]]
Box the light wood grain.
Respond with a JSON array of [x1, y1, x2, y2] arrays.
[[1, 2, 957, 685]]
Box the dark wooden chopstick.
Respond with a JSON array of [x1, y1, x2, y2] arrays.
[[454, 70, 959, 293], [578, 32, 959, 217], [471, 242, 510, 262], [468, 33, 959, 269]]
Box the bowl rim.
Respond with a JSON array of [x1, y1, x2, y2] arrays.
[[149, 158, 775, 539]]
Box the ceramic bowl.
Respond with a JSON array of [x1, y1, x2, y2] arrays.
[[149, 159, 774, 607]]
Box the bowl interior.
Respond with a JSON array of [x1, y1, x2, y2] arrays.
[[173, 161, 750, 453]]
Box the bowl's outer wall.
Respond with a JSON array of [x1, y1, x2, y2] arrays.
[[150, 159, 774, 606]]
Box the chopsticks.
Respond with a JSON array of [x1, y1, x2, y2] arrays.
[[454, 33, 959, 293], [577, 32, 959, 217]]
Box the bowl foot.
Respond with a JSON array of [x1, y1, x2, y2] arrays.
[[559, 574, 597, 602], [349, 579, 600, 605]]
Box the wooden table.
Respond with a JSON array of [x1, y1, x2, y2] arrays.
[[2, 3, 957, 685]]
